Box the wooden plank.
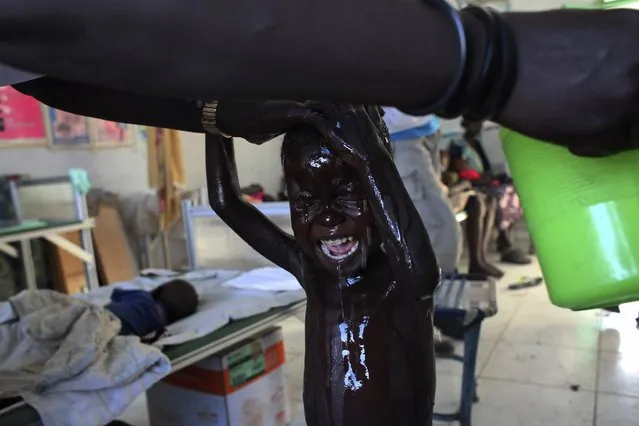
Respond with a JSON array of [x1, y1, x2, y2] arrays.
[[43, 233, 94, 264], [92, 205, 138, 285], [49, 231, 86, 295]]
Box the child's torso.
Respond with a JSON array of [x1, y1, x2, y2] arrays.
[[300, 267, 435, 426]]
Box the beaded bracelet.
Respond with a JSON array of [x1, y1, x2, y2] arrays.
[[461, 5, 500, 120], [464, 6, 518, 121], [435, 10, 477, 119], [398, 0, 467, 116], [438, 5, 498, 119], [400, 4, 518, 122]]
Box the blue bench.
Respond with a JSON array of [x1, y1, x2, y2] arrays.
[[433, 274, 498, 426]]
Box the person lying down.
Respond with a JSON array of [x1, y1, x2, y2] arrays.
[[0, 281, 197, 418], [104, 279, 199, 343], [0, 280, 198, 412], [206, 104, 440, 426]]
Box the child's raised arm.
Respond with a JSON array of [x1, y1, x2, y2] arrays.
[[206, 134, 303, 280], [310, 105, 440, 298]]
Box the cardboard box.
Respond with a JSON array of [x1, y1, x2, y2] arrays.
[[147, 327, 289, 426]]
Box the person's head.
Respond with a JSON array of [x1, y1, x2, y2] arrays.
[[281, 118, 388, 277], [461, 118, 483, 140], [151, 279, 199, 325]]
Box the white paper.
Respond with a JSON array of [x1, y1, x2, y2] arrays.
[[222, 267, 302, 292]]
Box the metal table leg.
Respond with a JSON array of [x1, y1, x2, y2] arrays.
[[19, 240, 37, 291], [432, 317, 483, 426], [459, 320, 482, 426]]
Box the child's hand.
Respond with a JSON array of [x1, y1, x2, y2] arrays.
[[304, 103, 391, 169], [216, 101, 316, 144]]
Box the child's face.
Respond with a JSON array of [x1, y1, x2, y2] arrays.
[[285, 145, 375, 277]]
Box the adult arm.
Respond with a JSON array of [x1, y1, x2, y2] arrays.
[[205, 133, 303, 279], [13, 78, 316, 144], [13, 77, 204, 132], [1, 2, 638, 148], [0, 0, 461, 106]]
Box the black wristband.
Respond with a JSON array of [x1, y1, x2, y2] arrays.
[[397, 0, 467, 116], [463, 6, 500, 121], [439, 6, 499, 119], [436, 11, 477, 119], [465, 7, 518, 121]]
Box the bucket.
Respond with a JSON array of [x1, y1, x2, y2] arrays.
[[500, 129, 639, 310]]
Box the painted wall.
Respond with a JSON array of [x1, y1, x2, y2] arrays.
[[177, 132, 284, 196], [0, 130, 283, 196], [0, 135, 150, 193]]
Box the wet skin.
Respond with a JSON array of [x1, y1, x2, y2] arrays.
[[206, 104, 440, 426]]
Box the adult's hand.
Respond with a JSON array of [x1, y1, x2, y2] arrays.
[[498, 10, 639, 156], [216, 101, 314, 144]]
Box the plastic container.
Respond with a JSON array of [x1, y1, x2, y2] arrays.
[[501, 129, 639, 310]]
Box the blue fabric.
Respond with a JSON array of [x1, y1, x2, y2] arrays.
[[390, 116, 440, 141], [104, 289, 164, 338]]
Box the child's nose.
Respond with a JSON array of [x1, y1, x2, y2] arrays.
[[316, 207, 346, 228]]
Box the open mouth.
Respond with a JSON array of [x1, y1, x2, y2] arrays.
[[319, 237, 360, 261]]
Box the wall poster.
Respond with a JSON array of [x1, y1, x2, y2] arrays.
[[0, 86, 47, 147], [91, 119, 134, 148], [46, 107, 91, 149]]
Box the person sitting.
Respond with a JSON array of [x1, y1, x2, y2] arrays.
[[104, 279, 199, 343], [440, 151, 504, 279], [452, 119, 531, 265]]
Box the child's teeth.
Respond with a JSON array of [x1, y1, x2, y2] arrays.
[[320, 240, 360, 260], [324, 237, 354, 246]]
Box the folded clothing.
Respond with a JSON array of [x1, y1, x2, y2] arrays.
[[0, 290, 170, 426]]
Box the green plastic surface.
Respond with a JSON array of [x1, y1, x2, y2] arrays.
[[0, 220, 48, 236], [501, 129, 639, 310]]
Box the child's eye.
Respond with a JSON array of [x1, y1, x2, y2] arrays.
[[293, 194, 320, 213], [293, 198, 308, 212]]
